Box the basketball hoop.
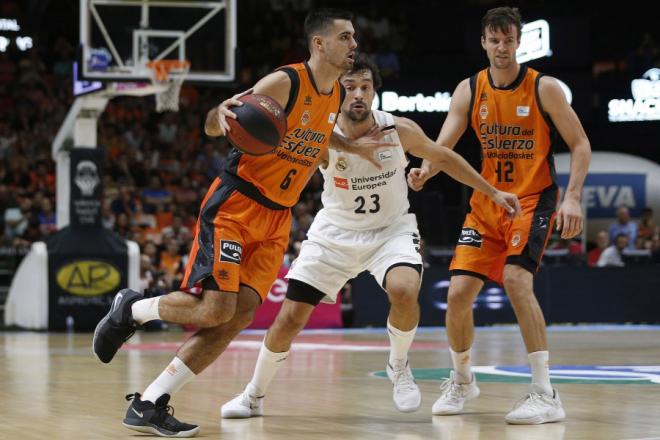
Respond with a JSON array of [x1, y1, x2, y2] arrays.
[[146, 60, 190, 112]]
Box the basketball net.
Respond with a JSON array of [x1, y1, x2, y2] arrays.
[[146, 60, 191, 112]]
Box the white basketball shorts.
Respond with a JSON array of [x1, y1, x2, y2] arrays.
[[286, 213, 422, 303]]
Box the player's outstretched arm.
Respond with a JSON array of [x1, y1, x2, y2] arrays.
[[408, 79, 471, 191], [204, 71, 291, 137], [399, 116, 520, 217], [329, 125, 396, 170], [539, 76, 592, 238]]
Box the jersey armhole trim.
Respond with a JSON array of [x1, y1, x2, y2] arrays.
[[467, 74, 478, 122], [276, 67, 300, 116], [535, 73, 554, 128]]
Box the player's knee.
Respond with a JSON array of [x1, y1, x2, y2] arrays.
[[198, 295, 237, 327], [387, 284, 418, 308], [503, 271, 531, 300], [276, 306, 309, 332], [447, 288, 474, 311], [231, 303, 258, 330]]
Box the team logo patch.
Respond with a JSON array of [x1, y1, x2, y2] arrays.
[[301, 110, 311, 126], [511, 233, 521, 247], [219, 240, 242, 264], [457, 227, 482, 248], [516, 105, 530, 117], [328, 112, 336, 123], [378, 150, 393, 161], [371, 365, 660, 385], [336, 157, 348, 171], [479, 104, 488, 119], [334, 176, 348, 189]]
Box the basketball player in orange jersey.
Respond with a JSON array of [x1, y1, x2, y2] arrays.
[[92, 9, 390, 437], [408, 7, 591, 424]]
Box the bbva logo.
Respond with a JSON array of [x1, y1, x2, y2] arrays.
[[56, 260, 121, 296]]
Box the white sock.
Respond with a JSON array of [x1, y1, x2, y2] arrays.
[[142, 356, 196, 403], [247, 340, 289, 397], [132, 297, 161, 325], [387, 320, 417, 367], [450, 347, 473, 384], [529, 350, 553, 396]]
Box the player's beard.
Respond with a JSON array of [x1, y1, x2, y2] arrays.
[[345, 107, 370, 122]]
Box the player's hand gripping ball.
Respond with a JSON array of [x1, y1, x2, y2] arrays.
[[227, 94, 287, 155]]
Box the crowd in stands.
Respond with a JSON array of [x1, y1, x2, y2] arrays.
[[550, 206, 660, 267]]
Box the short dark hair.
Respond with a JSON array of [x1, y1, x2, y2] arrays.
[[342, 54, 382, 89], [304, 8, 353, 45], [481, 6, 522, 40]]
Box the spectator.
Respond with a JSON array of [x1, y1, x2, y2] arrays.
[[608, 206, 637, 249], [37, 198, 57, 237], [597, 233, 628, 267], [587, 230, 609, 267], [161, 214, 191, 243], [650, 233, 660, 264], [637, 207, 655, 247], [159, 237, 183, 290]]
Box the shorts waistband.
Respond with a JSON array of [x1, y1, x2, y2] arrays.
[[221, 171, 290, 211]]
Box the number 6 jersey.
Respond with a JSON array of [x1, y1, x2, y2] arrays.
[[315, 109, 410, 231]]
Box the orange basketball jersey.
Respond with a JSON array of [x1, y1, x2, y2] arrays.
[[226, 62, 342, 207], [469, 65, 556, 201]]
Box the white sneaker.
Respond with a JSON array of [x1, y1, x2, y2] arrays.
[[505, 388, 566, 425], [431, 371, 480, 415], [386, 360, 422, 412], [221, 389, 264, 419]]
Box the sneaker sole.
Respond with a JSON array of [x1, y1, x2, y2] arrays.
[[123, 422, 200, 438], [505, 408, 566, 425], [221, 410, 263, 419], [92, 313, 112, 363], [92, 289, 138, 363], [431, 386, 481, 416], [394, 398, 422, 413]]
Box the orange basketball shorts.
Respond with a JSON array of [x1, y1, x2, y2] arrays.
[[449, 186, 558, 284], [181, 177, 291, 300]]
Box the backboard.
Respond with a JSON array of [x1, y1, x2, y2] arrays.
[[79, 0, 236, 83]]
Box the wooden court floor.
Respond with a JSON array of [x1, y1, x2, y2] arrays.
[[1, 326, 659, 440]]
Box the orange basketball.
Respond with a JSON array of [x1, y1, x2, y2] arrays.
[[226, 94, 287, 155]]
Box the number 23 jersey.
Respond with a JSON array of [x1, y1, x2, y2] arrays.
[[316, 109, 410, 231]]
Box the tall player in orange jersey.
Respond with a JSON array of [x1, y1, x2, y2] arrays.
[[92, 9, 390, 437], [408, 7, 591, 424]]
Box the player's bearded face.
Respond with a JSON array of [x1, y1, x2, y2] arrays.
[[341, 71, 374, 122]]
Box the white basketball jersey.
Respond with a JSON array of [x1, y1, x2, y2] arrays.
[[316, 110, 409, 230]]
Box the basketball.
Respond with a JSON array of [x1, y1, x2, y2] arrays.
[[226, 94, 287, 155]]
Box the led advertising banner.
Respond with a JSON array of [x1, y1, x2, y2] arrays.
[[608, 68, 660, 122]]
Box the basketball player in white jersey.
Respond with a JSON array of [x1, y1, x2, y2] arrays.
[[221, 56, 521, 417]]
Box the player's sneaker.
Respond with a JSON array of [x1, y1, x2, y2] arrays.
[[123, 392, 200, 438], [504, 388, 566, 425], [386, 359, 422, 412], [221, 388, 264, 419], [431, 371, 480, 415], [93, 288, 143, 363]]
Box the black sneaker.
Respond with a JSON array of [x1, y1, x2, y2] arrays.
[[123, 393, 200, 438], [92, 288, 143, 363]]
